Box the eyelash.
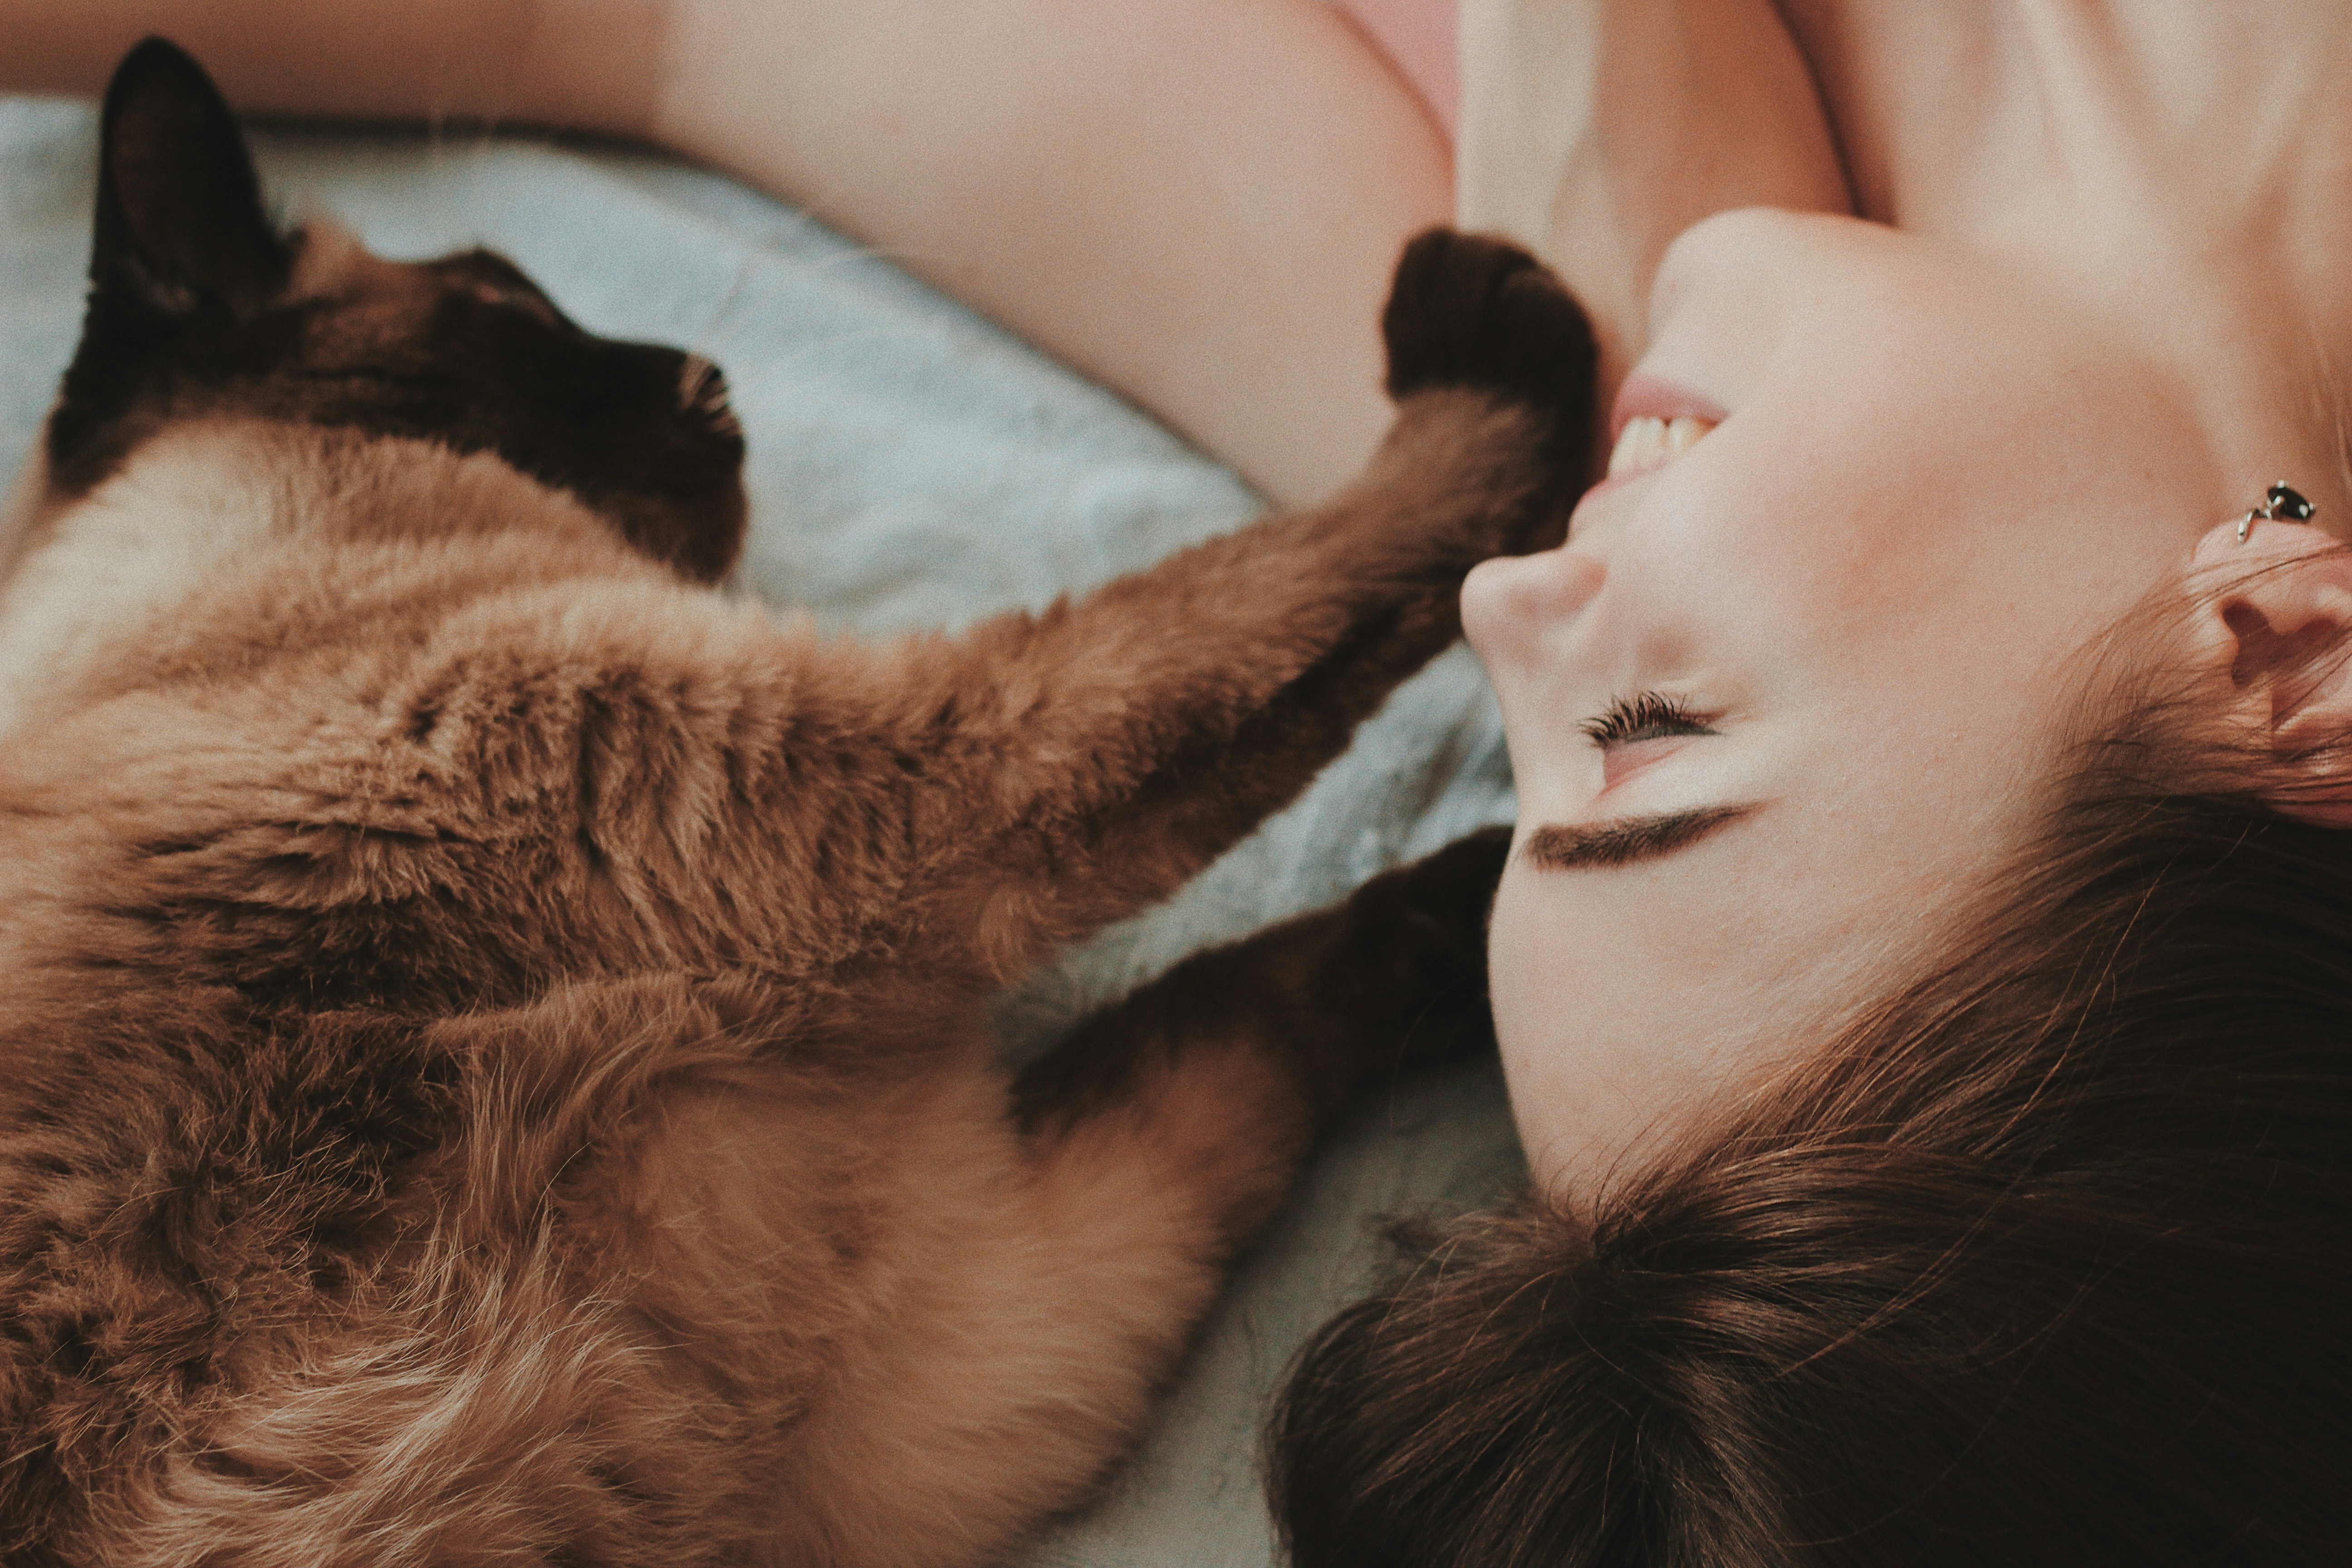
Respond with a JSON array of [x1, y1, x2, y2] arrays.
[[1581, 691, 1714, 747]]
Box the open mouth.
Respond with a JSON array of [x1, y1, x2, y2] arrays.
[[1605, 414, 1716, 481]]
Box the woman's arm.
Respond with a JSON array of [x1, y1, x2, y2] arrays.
[[0, 0, 1447, 507], [646, 0, 1448, 508], [0, 0, 660, 127]]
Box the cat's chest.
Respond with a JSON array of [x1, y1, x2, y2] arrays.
[[1, 680, 862, 1016], [0, 436, 280, 741]]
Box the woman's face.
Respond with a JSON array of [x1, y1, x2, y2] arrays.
[[1465, 208, 2321, 1204]]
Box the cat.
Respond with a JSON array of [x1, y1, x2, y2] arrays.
[[0, 38, 1594, 1568]]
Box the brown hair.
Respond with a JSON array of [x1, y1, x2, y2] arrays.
[[1270, 569, 2352, 1565]]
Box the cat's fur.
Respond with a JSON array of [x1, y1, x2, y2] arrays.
[[0, 39, 1595, 1568]]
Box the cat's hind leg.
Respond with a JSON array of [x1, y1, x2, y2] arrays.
[[1006, 823, 1512, 1245], [774, 829, 1509, 1567]]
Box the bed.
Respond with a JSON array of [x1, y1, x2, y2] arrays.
[[0, 101, 1525, 1565]]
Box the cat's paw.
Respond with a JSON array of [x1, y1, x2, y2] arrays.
[[1382, 229, 1596, 425], [1325, 826, 1514, 1070]]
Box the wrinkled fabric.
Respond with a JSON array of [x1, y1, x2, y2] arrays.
[[0, 101, 1524, 1566]]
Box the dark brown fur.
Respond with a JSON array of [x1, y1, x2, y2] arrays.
[[46, 39, 745, 580], [0, 40, 1594, 1568]]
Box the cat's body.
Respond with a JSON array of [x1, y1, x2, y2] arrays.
[[0, 41, 1593, 1567]]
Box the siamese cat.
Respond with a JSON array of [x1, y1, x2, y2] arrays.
[[0, 38, 1595, 1568]]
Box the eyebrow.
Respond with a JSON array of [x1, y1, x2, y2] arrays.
[[1522, 804, 1758, 871]]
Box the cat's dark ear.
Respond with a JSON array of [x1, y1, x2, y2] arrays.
[[89, 37, 290, 327]]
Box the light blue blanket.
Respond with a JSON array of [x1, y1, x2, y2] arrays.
[[0, 101, 1525, 1565]]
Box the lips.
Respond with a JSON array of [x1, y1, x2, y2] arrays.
[[1595, 374, 1725, 487], [1610, 373, 1728, 441]]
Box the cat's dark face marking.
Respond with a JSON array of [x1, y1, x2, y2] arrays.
[[46, 37, 746, 582]]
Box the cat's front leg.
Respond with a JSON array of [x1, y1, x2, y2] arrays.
[[905, 233, 1593, 980]]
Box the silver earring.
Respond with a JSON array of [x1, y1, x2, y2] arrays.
[[2237, 481, 2317, 544]]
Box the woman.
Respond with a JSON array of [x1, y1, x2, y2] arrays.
[[8, 1, 2349, 1560], [1287, 9, 2352, 1563]]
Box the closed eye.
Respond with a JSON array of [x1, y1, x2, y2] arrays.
[[465, 278, 556, 319], [1581, 690, 1718, 748], [436, 250, 565, 326]]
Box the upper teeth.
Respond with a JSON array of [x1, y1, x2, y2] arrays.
[[1607, 414, 1715, 480]]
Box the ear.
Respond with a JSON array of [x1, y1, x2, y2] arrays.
[[89, 37, 290, 327], [2190, 518, 2352, 825]]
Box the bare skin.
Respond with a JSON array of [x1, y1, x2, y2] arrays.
[[0, 0, 1447, 509], [1456, 0, 1852, 402], [1458, 0, 2352, 1205], [18, 0, 2352, 1218], [1460, 1, 2352, 458]]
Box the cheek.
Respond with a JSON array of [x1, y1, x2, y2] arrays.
[[1484, 861, 1549, 1035], [1651, 459, 1943, 657], [1484, 868, 1572, 1174], [1484, 851, 1838, 1207], [1486, 864, 1692, 1198]]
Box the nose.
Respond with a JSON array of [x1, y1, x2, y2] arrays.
[[1461, 545, 1606, 666], [678, 354, 737, 428]]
